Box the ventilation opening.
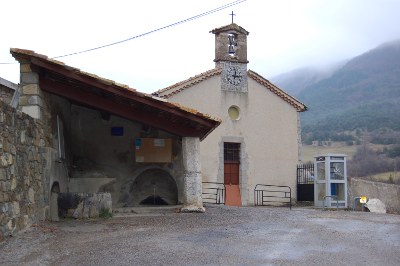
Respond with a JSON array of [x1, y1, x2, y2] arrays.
[[140, 196, 169, 206]]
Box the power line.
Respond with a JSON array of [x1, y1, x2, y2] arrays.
[[53, 0, 246, 59], [0, 0, 246, 64]]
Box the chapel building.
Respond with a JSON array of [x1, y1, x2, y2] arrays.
[[155, 23, 307, 206]]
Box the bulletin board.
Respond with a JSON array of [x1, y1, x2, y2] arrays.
[[135, 138, 172, 163]]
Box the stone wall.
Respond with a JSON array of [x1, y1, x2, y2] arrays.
[[0, 77, 16, 105], [0, 100, 50, 241], [350, 178, 400, 213]]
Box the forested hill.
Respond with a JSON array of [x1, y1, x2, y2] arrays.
[[273, 39, 400, 142]]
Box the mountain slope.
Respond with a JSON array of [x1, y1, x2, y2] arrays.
[[271, 61, 345, 96], [275, 39, 400, 141]]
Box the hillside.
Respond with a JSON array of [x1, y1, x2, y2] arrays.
[[274, 39, 400, 143], [271, 61, 345, 96]]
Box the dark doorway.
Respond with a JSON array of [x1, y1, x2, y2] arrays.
[[140, 196, 169, 205]]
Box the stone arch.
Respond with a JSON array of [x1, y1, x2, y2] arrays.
[[124, 168, 178, 206]]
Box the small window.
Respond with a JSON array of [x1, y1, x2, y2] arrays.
[[224, 142, 240, 162], [228, 106, 240, 120], [57, 115, 65, 160]]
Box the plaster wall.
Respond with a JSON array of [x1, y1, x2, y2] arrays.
[[164, 74, 300, 205], [68, 104, 185, 207], [350, 178, 400, 213]]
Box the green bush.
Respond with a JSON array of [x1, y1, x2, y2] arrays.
[[99, 208, 113, 219]]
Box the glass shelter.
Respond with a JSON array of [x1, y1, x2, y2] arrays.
[[314, 154, 347, 208]]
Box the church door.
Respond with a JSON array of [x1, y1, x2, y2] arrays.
[[224, 142, 241, 206]]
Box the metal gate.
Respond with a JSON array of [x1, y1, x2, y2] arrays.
[[297, 163, 314, 201]]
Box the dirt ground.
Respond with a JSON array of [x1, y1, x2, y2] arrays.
[[1, 206, 399, 266]]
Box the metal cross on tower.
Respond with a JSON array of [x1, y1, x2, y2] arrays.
[[230, 11, 236, 24]]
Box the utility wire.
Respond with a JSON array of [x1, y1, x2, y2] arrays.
[[53, 0, 246, 59], [0, 0, 246, 64]]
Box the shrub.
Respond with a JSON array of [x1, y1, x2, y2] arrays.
[[99, 208, 113, 219]]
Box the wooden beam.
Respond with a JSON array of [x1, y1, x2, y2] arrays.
[[31, 57, 216, 127], [40, 78, 207, 137]]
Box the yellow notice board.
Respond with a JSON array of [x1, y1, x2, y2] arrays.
[[135, 138, 172, 163], [360, 196, 367, 204]]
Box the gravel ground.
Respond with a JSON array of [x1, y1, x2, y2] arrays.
[[1, 205, 399, 266]]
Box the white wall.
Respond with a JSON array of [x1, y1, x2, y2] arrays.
[[164, 74, 300, 205]]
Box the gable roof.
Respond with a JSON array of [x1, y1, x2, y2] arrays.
[[247, 70, 307, 112], [154, 68, 222, 98], [210, 23, 249, 35], [0, 77, 18, 91], [10, 48, 221, 140], [154, 68, 307, 112]]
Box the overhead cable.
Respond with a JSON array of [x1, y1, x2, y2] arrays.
[[52, 0, 247, 59], [0, 0, 246, 64]]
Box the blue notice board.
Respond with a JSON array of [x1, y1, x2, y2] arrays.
[[111, 127, 124, 136]]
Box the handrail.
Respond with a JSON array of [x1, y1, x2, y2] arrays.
[[202, 182, 226, 205], [323, 195, 338, 210], [254, 184, 291, 210]]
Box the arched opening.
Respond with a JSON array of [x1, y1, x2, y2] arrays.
[[140, 196, 168, 205], [128, 169, 178, 207], [51, 182, 60, 193], [50, 182, 60, 221]]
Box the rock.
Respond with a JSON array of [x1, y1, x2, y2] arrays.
[[365, 198, 387, 214], [180, 205, 205, 213], [72, 202, 84, 219]]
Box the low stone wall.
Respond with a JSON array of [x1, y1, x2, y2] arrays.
[[350, 178, 400, 213], [0, 101, 49, 241], [0, 78, 16, 105], [58, 192, 112, 219]]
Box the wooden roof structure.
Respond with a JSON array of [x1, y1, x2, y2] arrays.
[[11, 48, 221, 140]]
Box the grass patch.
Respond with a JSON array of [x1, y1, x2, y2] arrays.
[[367, 172, 400, 184], [99, 208, 113, 219]]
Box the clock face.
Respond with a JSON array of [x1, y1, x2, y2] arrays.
[[221, 63, 247, 92], [226, 65, 243, 85]]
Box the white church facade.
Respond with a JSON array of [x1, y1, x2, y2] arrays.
[[155, 23, 307, 206]]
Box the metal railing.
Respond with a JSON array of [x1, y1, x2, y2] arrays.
[[323, 195, 338, 210], [254, 184, 292, 209], [202, 182, 226, 205], [297, 163, 314, 184]]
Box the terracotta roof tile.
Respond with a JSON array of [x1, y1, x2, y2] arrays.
[[210, 23, 249, 35], [247, 70, 307, 112], [154, 68, 222, 98], [154, 66, 307, 112], [10, 48, 221, 139]]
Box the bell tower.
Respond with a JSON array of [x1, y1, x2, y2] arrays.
[[211, 23, 249, 92], [211, 23, 249, 66]]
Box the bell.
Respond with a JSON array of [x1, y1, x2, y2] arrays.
[[229, 45, 235, 55]]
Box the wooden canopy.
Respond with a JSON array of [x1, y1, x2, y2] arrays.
[[11, 48, 220, 140]]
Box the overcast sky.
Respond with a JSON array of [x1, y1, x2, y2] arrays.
[[1, 0, 399, 93]]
